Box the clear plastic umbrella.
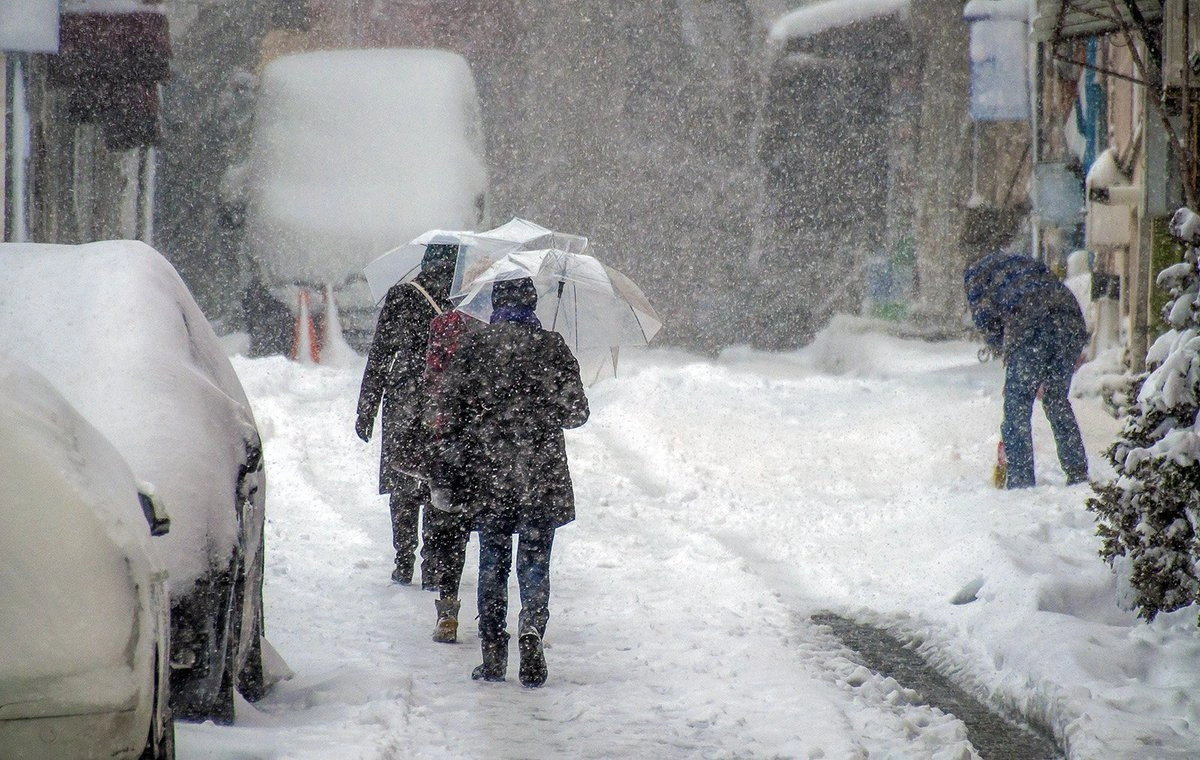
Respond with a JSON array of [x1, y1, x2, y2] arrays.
[[454, 248, 661, 383], [362, 229, 471, 305], [363, 218, 587, 306], [449, 217, 588, 298]]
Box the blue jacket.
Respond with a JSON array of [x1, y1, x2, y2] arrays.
[[963, 252, 1087, 356]]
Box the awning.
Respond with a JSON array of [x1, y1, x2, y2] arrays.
[[1031, 0, 1163, 43]]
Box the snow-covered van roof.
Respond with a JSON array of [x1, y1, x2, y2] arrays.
[[769, 0, 910, 43], [963, 0, 1028, 22], [244, 48, 489, 291]]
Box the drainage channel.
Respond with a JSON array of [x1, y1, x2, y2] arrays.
[[811, 613, 1063, 760]]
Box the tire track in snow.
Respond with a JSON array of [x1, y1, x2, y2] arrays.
[[715, 530, 1062, 759]]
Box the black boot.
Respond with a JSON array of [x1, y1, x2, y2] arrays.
[[471, 634, 508, 682], [518, 629, 547, 688]]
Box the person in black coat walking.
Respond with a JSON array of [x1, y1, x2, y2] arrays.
[[356, 243, 457, 586], [430, 277, 589, 687]]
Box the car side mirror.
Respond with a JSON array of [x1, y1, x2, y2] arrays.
[[138, 489, 171, 537]]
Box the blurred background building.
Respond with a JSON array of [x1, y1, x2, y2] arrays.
[[6, 0, 1196, 363]]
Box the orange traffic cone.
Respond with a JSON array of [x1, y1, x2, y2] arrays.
[[293, 289, 320, 364]]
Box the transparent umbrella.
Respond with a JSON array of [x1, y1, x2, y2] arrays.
[[454, 248, 661, 383], [363, 218, 586, 306], [362, 229, 472, 305], [449, 217, 588, 298]]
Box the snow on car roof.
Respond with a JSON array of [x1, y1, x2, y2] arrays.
[[0, 240, 257, 591], [245, 48, 489, 288]]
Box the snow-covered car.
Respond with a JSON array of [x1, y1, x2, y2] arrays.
[[0, 240, 269, 724], [0, 356, 174, 759], [239, 47, 490, 351]]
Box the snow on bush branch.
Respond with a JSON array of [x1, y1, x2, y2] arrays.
[[1087, 206, 1200, 623]]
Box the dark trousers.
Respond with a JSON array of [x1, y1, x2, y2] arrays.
[[424, 508, 471, 597], [1002, 324, 1088, 488], [477, 522, 555, 643], [389, 476, 432, 577]]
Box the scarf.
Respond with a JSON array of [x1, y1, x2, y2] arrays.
[[490, 306, 542, 328]]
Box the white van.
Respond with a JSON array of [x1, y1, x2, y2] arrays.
[[241, 48, 489, 351]]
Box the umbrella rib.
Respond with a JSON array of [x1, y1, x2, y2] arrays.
[[636, 310, 650, 344]]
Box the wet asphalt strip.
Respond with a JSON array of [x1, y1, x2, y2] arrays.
[[811, 613, 1064, 760]]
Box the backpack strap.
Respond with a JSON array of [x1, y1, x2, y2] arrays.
[[408, 281, 444, 315]]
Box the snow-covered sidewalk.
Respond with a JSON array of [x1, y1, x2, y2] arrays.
[[180, 319, 1200, 758]]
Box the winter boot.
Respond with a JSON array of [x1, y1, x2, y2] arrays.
[[432, 597, 460, 644], [518, 629, 548, 688], [471, 635, 508, 682]]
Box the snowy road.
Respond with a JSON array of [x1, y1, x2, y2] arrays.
[[179, 319, 1200, 759]]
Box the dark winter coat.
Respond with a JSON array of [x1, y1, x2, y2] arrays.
[[430, 321, 590, 529], [963, 252, 1087, 359], [356, 269, 452, 492]]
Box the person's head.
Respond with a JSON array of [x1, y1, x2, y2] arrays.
[[491, 277, 538, 310], [421, 243, 458, 272], [419, 243, 458, 295]]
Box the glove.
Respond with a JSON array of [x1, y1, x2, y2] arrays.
[[355, 413, 373, 443], [430, 487, 462, 513]]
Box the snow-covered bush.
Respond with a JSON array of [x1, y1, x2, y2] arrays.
[[1087, 207, 1200, 622]]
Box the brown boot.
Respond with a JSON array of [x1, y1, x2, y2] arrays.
[[432, 597, 460, 644]]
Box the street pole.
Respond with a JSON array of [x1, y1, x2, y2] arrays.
[[3, 53, 15, 241], [3, 52, 29, 242]]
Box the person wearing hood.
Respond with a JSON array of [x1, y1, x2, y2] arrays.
[[963, 249, 1089, 489], [430, 277, 589, 687], [356, 243, 457, 586]]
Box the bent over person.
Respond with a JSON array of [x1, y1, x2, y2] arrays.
[[430, 277, 589, 687], [964, 250, 1089, 489], [356, 243, 456, 586]]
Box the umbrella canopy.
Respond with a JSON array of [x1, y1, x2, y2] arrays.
[[455, 248, 661, 383], [364, 217, 583, 305], [449, 218, 588, 298], [357, 228, 504, 304], [478, 217, 588, 253]]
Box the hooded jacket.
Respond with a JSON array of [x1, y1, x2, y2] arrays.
[[963, 251, 1087, 358]]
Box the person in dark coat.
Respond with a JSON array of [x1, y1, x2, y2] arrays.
[[964, 250, 1089, 489], [355, 243, 457, 586], [422, 308, 484, 643], [430, 277, 589, 687]]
